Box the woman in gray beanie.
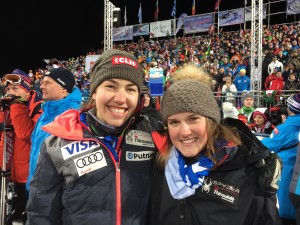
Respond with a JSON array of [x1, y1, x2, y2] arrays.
[[147, 64, 281, 225], [26, 49, 158, 225]]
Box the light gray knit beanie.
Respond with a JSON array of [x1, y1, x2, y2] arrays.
[[161, 79, 221, 124], [90, 49, 145, 93]]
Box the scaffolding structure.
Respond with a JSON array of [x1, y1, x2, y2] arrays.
[[104, 0, 115, 51], [250, 0, 263, 100]]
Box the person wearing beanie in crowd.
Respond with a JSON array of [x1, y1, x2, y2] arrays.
[[26, 67, 82, 191], [141, 87, 163, 131], [0, 69, 43, 224], [262, 94, 300, 225], [26, 50, 158, 225], [238, 92, 256, 124], [147, 64, 280, 225], [249, 108, 277, 135]]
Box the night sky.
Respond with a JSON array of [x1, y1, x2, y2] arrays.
[[0, 0, 291, 76]]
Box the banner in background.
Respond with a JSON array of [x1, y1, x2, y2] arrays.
[[133, 24, 149, 36], [85, 55, 101, 73], [176, 13, 188, 35], [245, 5, 267, 21], [287, 0, 300, 15], [150, 20, 172, 38], [219, 8, 244, 26], [184, 14, 214, 34], [113, 26, 133, 41]]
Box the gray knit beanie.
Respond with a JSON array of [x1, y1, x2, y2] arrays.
[[161, 79, 221, 124], [241, 92, 254, 103], [90, 49, 145, 93]]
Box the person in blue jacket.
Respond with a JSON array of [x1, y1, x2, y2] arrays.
[[290, 143, 300, 225], [26, 67, 82, 189], [233, 69, 251, 92], [262, 93, 300, 225]]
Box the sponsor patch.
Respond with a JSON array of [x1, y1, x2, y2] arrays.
[[126, 130, 154, 147], [111, 56, 138, 68], [61, 140, 100, 160], [201, 177, 240, 206], [74, 150, 107, 176], [126, 151, 155, 161]]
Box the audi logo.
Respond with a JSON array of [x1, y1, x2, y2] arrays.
[[76, 152, 104, 168]]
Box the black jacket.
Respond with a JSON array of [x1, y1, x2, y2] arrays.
[[147, 144, 281, 225], [26, 110, 157, 225]]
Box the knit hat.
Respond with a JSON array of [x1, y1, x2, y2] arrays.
[[222, 102, 239, 119], [44, 67, 75, 93], [287, 94, 300, 114], [239, 69, 246, 74], [242, 92, 254, 103], [90, 49, 145, 94], [10, 69, 31, 93], [161, 79, 220, 124], [251, 108, 270, 122]]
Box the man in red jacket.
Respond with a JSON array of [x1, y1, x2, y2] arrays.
[[0, 69, 42, 224]]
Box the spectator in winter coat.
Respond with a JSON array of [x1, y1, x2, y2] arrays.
[[248, 108, 277, 135], [233, 69, 251, 92], [268, 71, 285, 101], [221, 76, 237, 105], [262, 94, 300, 224], [26, 67, 82, 190], [283, 73, 300, 92], [26, 50, 158, 225], [238, 92, 256, 124], [147, 64, 280, 225], [0, 69, 43, 224], [290, 143, 300, 225], [268, 56, 284, 75], [264, 68, 278, 90]]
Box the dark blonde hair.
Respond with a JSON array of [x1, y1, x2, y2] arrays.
[[156, 117, 241, 170]]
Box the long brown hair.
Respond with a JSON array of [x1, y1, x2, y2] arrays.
[[156, 117, 241, 170]]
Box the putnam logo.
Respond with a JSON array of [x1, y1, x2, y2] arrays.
[[126, 151, 155, 161], [111, 56, 138, 68], [61, 140, 100, 160]]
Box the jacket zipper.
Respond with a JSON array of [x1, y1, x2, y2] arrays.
[[180, 199, 186, 219]]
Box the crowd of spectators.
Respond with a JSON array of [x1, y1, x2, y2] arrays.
[[26, 22, 300, 109]]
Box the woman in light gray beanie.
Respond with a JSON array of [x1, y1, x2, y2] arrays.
[[148, 63, 280, 225]]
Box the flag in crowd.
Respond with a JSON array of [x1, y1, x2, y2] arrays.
[[208, 25, 215, 35], [154, 0, 159, 21], [138, 2, 142, 24], [124, 5, 127, 26], [171, 0, 176, 18], [192, 0, 196, 16], [176, 13, 188, 34], [214, 0, 221, 12]]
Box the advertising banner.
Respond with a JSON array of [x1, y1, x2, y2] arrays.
[[133, 24, 149, 36], [149, 20, 172, 38], [287, 0, 300, 15], [184, 14, 214, 34], [113, 26, 133, 41], [219, 8, 244, 26]]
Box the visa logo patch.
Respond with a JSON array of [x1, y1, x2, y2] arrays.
[[61, 140, 100, 160], [126, 151, 155, 161]]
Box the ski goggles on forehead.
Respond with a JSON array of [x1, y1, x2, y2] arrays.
[[1, 74, 23, 87]]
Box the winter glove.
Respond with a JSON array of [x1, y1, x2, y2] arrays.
[[0, 94, 17, 109]]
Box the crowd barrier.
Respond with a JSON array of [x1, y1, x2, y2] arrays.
[[213, 89, 300, 109]]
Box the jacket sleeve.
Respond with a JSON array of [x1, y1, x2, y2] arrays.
[[26, 142, 63, 225], [10, 103, 41, 140]]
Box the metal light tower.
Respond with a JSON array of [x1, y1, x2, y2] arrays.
[[250, 0, 263, 102], [104, 0, 115, 51]]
